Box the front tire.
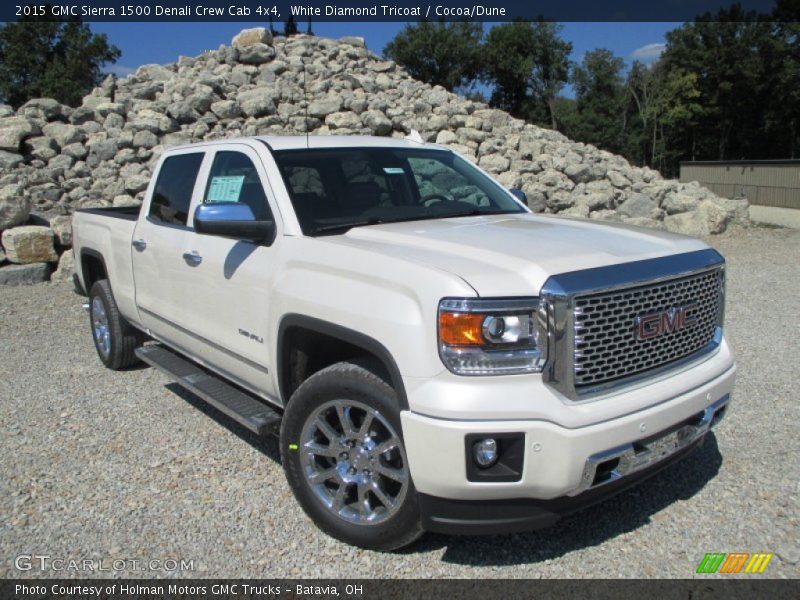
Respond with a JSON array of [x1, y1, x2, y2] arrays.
[[280, 361, 423, 551], [88, 279, 143, 370]]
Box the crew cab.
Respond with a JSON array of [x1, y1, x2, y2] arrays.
[[72, 136, 736, 550]]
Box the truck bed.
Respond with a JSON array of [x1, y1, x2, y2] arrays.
[[72, 204, 141, 328], [77, 205, 141, 221]]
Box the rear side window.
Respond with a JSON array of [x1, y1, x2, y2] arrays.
[[203, 151, 271, 220], [149, 153, 204, 226]]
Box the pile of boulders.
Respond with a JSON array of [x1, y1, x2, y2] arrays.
[[0, 28, 749, 285]]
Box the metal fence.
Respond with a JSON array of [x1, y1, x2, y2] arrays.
[[679, 160, 800, 209]]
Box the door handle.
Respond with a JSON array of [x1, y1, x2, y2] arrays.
[[132, 239, 147, 251], [182, 251, 203, 266]]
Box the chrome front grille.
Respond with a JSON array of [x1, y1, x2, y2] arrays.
[[572, 268, 723, 389]]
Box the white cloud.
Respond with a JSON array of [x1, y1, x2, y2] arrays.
[[107, 65, 136, 78], [631, 43, 666, 62]]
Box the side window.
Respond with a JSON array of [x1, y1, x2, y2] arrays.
[[407, 157, 490, 207], [203, 151, 271, 220], [149, 153, 204, 226]]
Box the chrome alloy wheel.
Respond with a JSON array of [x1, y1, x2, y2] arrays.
[[299, 399, 409, 525], [91, 296, 111, 359]]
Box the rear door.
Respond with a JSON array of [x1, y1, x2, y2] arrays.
[[131, 149, 208, 346]]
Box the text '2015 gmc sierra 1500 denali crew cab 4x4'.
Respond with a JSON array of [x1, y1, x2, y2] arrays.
[[72, 135, 736, 550]]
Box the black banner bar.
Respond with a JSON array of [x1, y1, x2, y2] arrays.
[[2, 579, 799, 600], [2, 0, 785, 23]]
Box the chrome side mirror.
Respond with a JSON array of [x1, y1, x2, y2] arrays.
[[194, 202, 276, 244]]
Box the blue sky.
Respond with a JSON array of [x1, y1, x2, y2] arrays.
[[93, 21, 681, 84]]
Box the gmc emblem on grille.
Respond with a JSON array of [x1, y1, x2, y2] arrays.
[[635, 304, 699, 341]]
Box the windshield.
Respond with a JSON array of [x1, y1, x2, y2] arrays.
[[272, 147, 526, 235]]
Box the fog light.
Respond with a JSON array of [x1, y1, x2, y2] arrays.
[[473, 438, 498, 468]]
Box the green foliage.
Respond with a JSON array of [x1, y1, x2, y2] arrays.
[[564, 49, 626, 154], [0, 13, 120, 109], [383, 10, 798, 177], [482, 21, 571, 127], [284, 16, 298, 37], [383, 21, 483, 92]]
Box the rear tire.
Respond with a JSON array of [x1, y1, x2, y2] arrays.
[[280, 361, 423, 551], [88, 279, 144, 370]]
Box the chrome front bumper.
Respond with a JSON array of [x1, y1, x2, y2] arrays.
[[569, 393, 731, 497]]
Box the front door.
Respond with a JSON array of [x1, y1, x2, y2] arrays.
[[179, 143, 282, 399]]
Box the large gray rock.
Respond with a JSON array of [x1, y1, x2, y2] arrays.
[[564, 163, 592, 183], [662, 193, 699, 215], [132, 130, 158, 149], [617, 193, 661, 219], [1, 226, 58, 263], [0, 185, 30, 230], [238, 44, 276, 65], [362, 110, 392, 136], [210, 100, 241, 120], [664, 211, 709, 237], [0, 117, 39, 151], [50, 215, 73, 247], [478, 154, 510, 173], [51, 248, 75, 282], [308, 96, 343, 119], [325, 112, 362, 130], [24, 136, 58, 161], [87, 139, 118, 164], [20, 98, 64, 120], [42, 122, 84, 147], [0, 150, 23, 169], [232, 27, 273, 47], [0, 29, 744, 235], [606, 170, 631, 188], [237, 88, 278, 117], [0, 262, 50, 285]]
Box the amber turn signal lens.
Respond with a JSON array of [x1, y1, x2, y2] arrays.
[[439, 312, 485, 346]]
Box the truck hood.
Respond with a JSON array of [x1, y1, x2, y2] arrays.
[[323, 213, 709, 296]]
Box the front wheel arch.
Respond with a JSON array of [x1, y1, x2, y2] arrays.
[[277, 314, 409, 410]]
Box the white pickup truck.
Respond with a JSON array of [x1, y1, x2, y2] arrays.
[[72, 135, 736, 550]]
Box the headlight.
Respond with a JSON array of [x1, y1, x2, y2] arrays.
[[438, 297, 547, 375]]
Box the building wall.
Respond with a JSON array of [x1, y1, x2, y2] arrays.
[[679, 161, 800, 209]]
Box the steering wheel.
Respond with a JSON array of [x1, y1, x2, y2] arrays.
[[422, 194, 451, 208]]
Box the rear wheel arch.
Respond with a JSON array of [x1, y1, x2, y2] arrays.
[[277, 314, 409, 410], [80, 248, 109, 293]]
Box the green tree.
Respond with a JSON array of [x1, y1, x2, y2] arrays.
[[660, 7, 773, 162], [567, 49, 627, 154], [0, 13, 119, 108], [769, 0, 800, 157], [284, 16, 298, 37], [383, 21, 483, 92], [624, 60, 660, 167], [483, 20, 571, 128]]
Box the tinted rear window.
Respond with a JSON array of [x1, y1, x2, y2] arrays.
[[149, 153, 204, 226]]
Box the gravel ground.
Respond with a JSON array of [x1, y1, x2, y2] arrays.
[[1, 226, 798, 579]]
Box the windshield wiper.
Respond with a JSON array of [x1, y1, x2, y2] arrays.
[[312, 209, 519, 235], [313, 217, 387, 235], [313, 213, 453, 234], [438, 208, 519, 219]]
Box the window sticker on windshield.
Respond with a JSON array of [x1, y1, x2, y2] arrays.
[[207, 175, 245, 202], [383, 167, 405, 175]]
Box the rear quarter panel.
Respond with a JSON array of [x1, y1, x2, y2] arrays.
[[73, 211, 141, 327]]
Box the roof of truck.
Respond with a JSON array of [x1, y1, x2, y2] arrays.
[[167, 135, 445, 153], [256, 135, 438, 151]]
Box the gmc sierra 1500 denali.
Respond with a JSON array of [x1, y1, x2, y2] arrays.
[[72, 135, 736, 550]]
